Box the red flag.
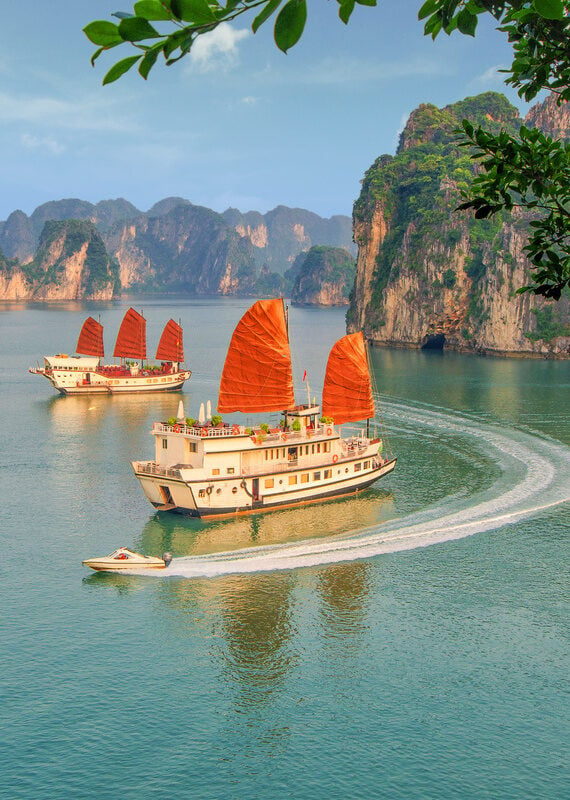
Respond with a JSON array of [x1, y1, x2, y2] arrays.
[[302, 370, 307, 381]]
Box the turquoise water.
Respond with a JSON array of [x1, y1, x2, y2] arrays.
[[1, 299, 569, 799]]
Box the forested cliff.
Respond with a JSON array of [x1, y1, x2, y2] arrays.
[[348, 92, 570, 358], [0, 220, 117, 301]]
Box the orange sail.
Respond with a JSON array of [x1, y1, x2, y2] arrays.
[[217, 299, 295, 413], [113, 308, 146, 360], [156, 319, 184, 362], [322, 332, 375, 424], [76, 317, 104, 358]]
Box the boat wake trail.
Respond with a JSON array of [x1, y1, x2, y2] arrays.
[[139, 402, 570, 579]]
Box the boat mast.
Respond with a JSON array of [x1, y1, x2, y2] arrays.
[[283, 299, 290, 428]]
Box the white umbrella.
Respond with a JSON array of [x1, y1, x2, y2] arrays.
[[198, 402, 205, 425], [206, 400, 212, 420], [177, 400, 185, 422]]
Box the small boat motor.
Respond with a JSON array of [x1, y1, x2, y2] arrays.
[[162, 551, 173, 566]]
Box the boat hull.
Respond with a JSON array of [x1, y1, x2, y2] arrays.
[[30, 366, 191, 395], [134, 456, 396, 518], [82, 560, 166, 571]]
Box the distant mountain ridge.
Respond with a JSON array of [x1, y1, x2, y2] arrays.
[[0, 198, 354, 267]]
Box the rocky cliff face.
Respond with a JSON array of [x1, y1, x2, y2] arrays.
[[289, 246, 356, 306], [0, 220, 117, 301], [348, 92, 570, 358], [103, 204, 259, 294], [525, 93, 570, 140]]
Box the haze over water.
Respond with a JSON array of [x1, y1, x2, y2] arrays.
[[1, 298, 568, 799]]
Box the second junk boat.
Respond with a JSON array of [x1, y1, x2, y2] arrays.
[[132, 298, 396, 517], [29, 308, 191, 394]]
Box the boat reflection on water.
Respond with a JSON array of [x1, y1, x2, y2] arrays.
[[45, 390, 185, 432], [155, 559, 375, 719], [135, 487, 396, 557]]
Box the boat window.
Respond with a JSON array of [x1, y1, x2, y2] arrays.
[[188, 442, 197, 453], [324, 469, 332, 479], [301, 473, 309, 483], [313, 471, 321, 481], [317, 443, 321, 453], [212, 468, 220, 475], [354, 463, 362, 472], [324, 442, 331, 453], [311, 445, 315, 454], [162, 439, 168, 449], [227, 467, 235, 474], [364, 460, 370, 469], [288, 475, 297, 485], [264, 478, 274, 489]]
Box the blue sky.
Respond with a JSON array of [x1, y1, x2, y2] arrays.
[[1, 1, 529, 221]]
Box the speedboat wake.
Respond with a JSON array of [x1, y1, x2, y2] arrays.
[[132, 401, 570, 578]]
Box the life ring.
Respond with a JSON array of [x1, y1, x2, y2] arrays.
[[117, 553, 127, 560], [173, 424, 180, 433], [327, 427, 332, 436], [332, 454, 338, 463], [232, 425, 240, 435], [282, 433, 288, 442], [201, 428, 208, 437], [205, 486, 212, 495]]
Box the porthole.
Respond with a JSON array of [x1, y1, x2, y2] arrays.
[[232, 486, 238, 494], [216, 488, 222, 495]]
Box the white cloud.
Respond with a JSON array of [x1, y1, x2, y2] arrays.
[[0, 91, 136, 132], [21, 133, 65, 155], [240, 96, 258, 106], [282, 56, 450, 87], [188, 24, 249, 73], [473, 65, 506, 86]]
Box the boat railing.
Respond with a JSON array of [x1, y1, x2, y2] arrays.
[[134, 461, 182, 480], [152, 422, 339, 441]]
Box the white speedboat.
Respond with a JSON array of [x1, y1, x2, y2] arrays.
[[82, 547, 170, 571]]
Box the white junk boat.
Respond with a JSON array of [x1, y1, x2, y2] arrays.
[[132, 299, 396, 518], [29, 309, 191, 395], [82, 546, 169, 571]]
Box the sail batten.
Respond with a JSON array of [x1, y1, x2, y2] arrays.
[[217, 299, 295, 413], [113, 308, 146, 360], [156, 319, 184, 362], [76, 317, 104, 358], [322, 332, 375, 424]]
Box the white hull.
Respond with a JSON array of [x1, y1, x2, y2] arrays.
[[30, 362, 191, 395], [82, 547, 166, 571]]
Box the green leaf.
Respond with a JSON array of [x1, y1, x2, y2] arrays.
[[338, 0, 356, 25], [456, 9, 477, 36], [418, 0, 438, 21], [170, 0, 217, 24], [102, 55, 142, 84], [532, 0, 566, 20], [134, 1, 173, 20], [274, 0, 307, 53], [139, 46, 162, 78], [119, 17, 162, 41], [252, 0, 283, 34], [83, 21, 123, 46]]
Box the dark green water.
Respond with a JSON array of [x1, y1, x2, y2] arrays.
[[1, 299, 568, 799]]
